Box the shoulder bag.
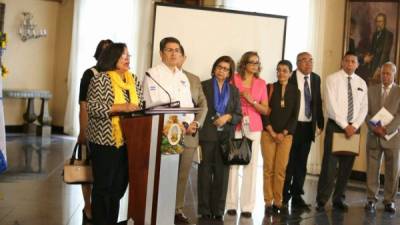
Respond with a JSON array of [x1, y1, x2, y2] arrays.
[[63, 143, 93, 184], [220, 129, 252, 165]]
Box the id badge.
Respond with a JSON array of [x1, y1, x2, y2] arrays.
[[242, 116, 251, 135]]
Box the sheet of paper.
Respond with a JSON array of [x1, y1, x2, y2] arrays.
[[370, 107, 394, 127], [385, 129, 399, 141]]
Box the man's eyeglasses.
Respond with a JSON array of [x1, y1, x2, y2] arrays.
[[163, 48, 181, 54], [247, 61, 260, 66], [216, 65, 230, 72]]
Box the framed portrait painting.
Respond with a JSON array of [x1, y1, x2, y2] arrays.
[[343, 0, 400, 85]]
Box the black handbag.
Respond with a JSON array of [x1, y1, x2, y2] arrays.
[[220, 130, 252, 165]]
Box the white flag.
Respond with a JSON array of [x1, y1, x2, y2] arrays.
[[0, 76, 7, 174]]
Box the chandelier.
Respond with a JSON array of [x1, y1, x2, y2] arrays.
[[18, 12, 47, 42]]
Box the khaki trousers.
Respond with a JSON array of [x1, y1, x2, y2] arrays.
[[175, 147, 196, 214], [261, 131, 293, 207], [366, 142, 400, 204]]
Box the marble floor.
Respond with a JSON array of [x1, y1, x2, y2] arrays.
[[0, 133, 399, 225]]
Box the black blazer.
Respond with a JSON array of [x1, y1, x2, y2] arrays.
[[289, 70, 324, 141], [199, 79, 243, 142]]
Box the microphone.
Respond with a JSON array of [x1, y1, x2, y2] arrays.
[[145, 72, 179, 108]]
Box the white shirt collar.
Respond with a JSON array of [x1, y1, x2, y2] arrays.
[[382, 83, 393, 90], [161, 62, 178, 74], [297, 70, 310, 79], [341, 69, 355, 79]]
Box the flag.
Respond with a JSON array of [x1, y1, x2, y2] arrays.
[[0, 76, 7, 174]]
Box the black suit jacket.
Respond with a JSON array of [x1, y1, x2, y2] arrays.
[[199, 79, 243, 142], [370, 28, 393, 71], [289, 70, 324, 141]]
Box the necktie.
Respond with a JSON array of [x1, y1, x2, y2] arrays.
[[347, 76, 353, 123], [382, 87, 389, 106], [304, 76, 312, 118]]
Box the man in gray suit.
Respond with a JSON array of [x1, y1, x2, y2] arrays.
[[365, 62, 400, 213], [174, 45, 208, 224]]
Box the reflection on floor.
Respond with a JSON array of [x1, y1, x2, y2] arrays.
[[0, 134, 399, 225]]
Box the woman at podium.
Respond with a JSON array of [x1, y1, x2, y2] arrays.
[[198, 56, 242, 221], [86, 43, 143, 225]]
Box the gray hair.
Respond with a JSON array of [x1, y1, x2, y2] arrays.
[[381, 62, 397, 74]]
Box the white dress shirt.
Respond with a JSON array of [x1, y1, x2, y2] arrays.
[[296, 70, 312, 122], [143, 63, 194, 123], [325, 69, 368, 129]]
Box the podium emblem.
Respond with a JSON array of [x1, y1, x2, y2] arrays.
[[161, 115, 185, 154]]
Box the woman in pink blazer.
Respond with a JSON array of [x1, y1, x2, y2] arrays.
[[226, 51, 269, 217]]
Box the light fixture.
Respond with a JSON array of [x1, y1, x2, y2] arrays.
[[18, 12, 47, 42]]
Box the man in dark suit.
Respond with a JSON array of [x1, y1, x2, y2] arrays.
[[283, 52, 324, 209], [365, 62, 400, 214], [174, 45, 208, 225], [363, 13, 393, 80]]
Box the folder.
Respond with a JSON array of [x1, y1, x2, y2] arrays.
[[370, 107, 394, 127], [332, 133, 360, 156]]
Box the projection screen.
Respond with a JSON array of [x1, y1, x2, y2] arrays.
[[151, 3, 287, 83]]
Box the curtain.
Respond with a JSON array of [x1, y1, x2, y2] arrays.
[[64, 0, 154, 135], [0, 76, 7, 173], [306, 0, 327, 175]]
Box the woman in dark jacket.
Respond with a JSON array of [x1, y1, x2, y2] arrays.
[[198, 56, 242, 221], [261, 60, 300, 214]]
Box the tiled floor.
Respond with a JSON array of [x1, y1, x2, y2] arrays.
[[0, 133, 399, 225]]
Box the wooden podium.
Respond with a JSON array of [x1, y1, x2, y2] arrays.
[[120, 107, 199, 225]]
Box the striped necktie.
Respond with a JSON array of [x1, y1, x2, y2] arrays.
[[347, 76, 353, 123]]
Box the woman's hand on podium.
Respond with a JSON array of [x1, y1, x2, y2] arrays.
[[112, 103, 140, 113]]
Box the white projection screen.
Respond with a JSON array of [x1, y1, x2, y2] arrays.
[[151, 3, 287, 83]]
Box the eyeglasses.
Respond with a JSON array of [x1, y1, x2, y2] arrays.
[[247, 61, 260, 66], [121, 53, 131, 59], [163, 48, 181, 54], [216, 65, 230, 72]]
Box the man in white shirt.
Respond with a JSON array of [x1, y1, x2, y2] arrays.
[[142, 37, 197, 225], [316, 51, 368, 212], [365, 62, 400, 214]]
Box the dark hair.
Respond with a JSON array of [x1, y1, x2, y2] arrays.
[[237, 51, 261, 78], [96, 43, 127, 72], [211, 56, 235, 80], [277, 59, 293, 72], [343, 51, 357, 59], [93, 39, 113, 60], [159, 37, 181, 52], [376, 12, 386, 25], [179, 44, 185, 56]]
